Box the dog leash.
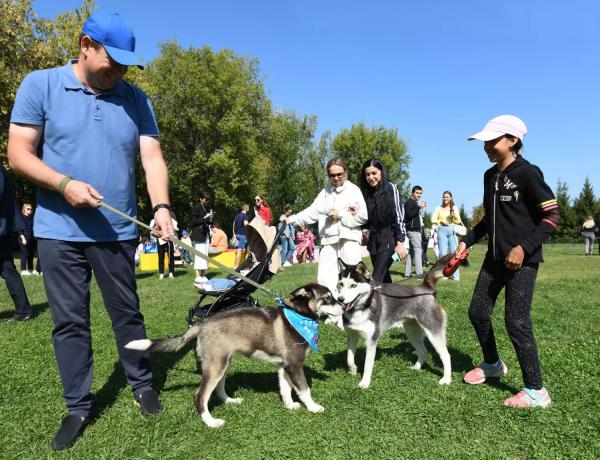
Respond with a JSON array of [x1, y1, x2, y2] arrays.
[[98, 201, 282, 299]]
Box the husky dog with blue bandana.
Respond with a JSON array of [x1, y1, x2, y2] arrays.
[[126, 283, 342, 428]]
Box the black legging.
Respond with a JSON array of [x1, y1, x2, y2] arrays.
[[370, 250, 394, 283], [157, 241, 174, 275], [468, 257, 543, 390]]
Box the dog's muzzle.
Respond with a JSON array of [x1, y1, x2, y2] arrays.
[[337, 296, 354, 311]]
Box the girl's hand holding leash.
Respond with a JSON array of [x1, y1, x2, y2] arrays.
[[505, 245, 524, 270], [455, 241, 467, 257]]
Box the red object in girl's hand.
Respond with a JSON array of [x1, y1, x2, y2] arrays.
[[443, 250, 469, 277]]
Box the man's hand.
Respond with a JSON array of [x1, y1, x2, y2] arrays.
[[505, 245, 524, 270], [63, 180, 103, 208], [395, 242, 407, 260], [328, 208, 339, 220], [420, 200, 427, 209], [19, 235, 27, 245], [153, 207, 175, 241], [455, 241, 467, 257]]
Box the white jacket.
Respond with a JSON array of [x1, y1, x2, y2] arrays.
[[288, 181, 367, 245]]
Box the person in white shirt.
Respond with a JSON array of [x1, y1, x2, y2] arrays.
[[287, 158, 367, 297]]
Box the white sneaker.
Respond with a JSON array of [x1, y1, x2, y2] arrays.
[[159, 274, 164, 280], [31, 270, 39, 276], [21, 270, 31, 276], [283, 261, 292, 267], [168, 273, 174, 279], [194, 276, 202, 283]]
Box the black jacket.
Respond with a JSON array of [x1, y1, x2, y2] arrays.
[[461, 157, 560, 263], [0, 166, 25, 237], [404, 197, 421, 232], [190, 203, 211, 242], [365, 182, 406, 253]]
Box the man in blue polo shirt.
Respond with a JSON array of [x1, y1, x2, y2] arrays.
[[7, 11, 174, 451]]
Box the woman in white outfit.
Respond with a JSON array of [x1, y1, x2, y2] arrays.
[[287, 158, 367, 297]]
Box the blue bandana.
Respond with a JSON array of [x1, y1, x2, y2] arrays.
[[277, 298, 319, 351]]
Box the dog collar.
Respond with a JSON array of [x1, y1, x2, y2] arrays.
[[277, 299, 319, 351]]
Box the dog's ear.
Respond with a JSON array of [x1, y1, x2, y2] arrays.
[[290, 286, 308, 298], [356, 261, 371, 279], [338, 258, 348, 275], [288, 285, 318, 317]]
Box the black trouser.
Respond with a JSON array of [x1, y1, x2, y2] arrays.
[[468, 257, 543, 390], [157, 241, 174, 275], [37, 238, 153, 418], [19, 237, 40, 272], [370, 250, 394, 283], [0, 235, 32, 317]]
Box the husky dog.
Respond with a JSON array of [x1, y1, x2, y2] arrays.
[[125, 283, 343, 428], [337, 254, 455, 389]]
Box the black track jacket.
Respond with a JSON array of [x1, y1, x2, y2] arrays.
[[461, 157, 560, 264]]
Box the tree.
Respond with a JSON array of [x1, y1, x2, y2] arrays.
[[330, 122, 411, 194], [554, 180, 577, 240], [459, 204, 470, 228], [136, 41, 273, 227], [0, 0, 94, 200], [573, 177, 598, 225], [263, 112, 325, 213], [470, 203, 485, 229]]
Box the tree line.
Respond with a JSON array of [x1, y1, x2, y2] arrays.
[[1, 0, 596, 241]]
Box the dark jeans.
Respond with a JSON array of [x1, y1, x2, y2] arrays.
[[0, 235, 32, 317], [19, 237, 41, 272], [468, 257, 542, 390], [157, 241, 174, 274], [37, 238, 153, 417], [370, 250, 394, 283]]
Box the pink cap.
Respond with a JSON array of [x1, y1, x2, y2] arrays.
[[468, 115, 527, 141]]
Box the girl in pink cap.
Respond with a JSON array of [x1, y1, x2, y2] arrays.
[[456, 115, 560, 408]]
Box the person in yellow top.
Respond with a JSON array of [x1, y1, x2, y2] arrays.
[[209, 222, 228, 253], [431, 191, 463, 280]]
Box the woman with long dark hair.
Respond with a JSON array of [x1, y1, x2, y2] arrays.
[[358, 159, 406, 283]]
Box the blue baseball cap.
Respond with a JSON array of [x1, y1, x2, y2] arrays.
[[82, 11, 144, 69]]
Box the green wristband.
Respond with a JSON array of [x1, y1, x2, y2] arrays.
[[58, 176, 73, 195]]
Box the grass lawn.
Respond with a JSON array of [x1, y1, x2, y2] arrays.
[[1, 243, 599, 459]]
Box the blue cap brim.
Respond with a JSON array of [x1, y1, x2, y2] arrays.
[[104, 44, 144, 69]]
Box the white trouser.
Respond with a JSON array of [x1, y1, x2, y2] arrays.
[[318, 239, 362, 297], [193, 240, 209, 270]]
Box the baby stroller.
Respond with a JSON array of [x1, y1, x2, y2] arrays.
[[187, 216, 282, 324]]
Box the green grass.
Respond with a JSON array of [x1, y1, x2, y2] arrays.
[[1, 244, 599, 459]]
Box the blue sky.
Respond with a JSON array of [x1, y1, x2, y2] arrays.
[[35, 0, 599, 214]]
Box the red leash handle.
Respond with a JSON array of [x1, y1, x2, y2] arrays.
[[442, 250, 469, 278]]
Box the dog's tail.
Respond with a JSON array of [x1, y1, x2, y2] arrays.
[[422, 253, 468, 290], [125, 324, 202, 353]]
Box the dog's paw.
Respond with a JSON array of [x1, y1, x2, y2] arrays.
[[306, 403, 324, 413], [358, 380, 371, 389], [412, 362, 423, 370], [284, 402, 301, 410], [225, 397, 243, 404], [347, 365, 358, 375], [438, 376, 452, 385], [204, 418, 225, 428]]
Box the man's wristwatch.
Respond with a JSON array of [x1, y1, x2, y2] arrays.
[[152, 203, 171, 214]]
